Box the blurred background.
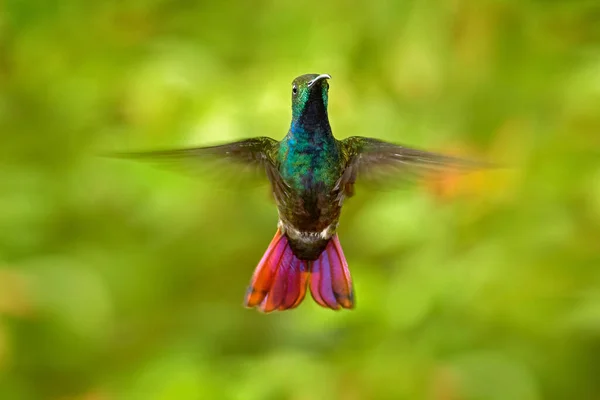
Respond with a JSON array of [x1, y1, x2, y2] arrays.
[[1, 0, 599, 399]]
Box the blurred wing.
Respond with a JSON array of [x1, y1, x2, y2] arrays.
[[109, 137, 290, 196], [336, 136, 490, 199]]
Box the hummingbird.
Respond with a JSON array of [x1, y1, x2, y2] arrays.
[[117, 73, 485, 312]]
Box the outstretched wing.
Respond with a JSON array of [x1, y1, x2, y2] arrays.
[[336, 136, 490, 200], [109, 137, 290, 198]]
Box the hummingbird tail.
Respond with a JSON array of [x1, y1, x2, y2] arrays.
[[308, 234, 355, 310], [244, 228, 310, 312], [244, 230, 354, 312]]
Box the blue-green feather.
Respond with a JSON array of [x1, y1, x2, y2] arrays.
[[278, 75, 341, 192], [278, 125, 341, 191]]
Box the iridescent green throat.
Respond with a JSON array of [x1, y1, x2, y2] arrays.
[[278, 79, 341, 191]]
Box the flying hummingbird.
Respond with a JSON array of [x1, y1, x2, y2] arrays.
[[117, 73, 486, 312]]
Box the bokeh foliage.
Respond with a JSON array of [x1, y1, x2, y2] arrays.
[[1, 0, 600, 399]]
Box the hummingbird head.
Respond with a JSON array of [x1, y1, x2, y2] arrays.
[[290, 73, 331, 126]]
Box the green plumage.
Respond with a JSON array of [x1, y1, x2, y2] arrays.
[[116, 73, 486, 260]]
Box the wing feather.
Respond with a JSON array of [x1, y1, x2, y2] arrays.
[[336, 136, 491, 200], [108, 137, 290, 197]]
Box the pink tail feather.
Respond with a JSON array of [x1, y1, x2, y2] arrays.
[[245, 230, 354, 312], [309, 235, 354, 310], [244, 229, 309, 312]]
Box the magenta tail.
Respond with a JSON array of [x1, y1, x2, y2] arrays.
[[244, 229, 309, 312], [245, 230, 354, 312], [309, 235, 355, 310]]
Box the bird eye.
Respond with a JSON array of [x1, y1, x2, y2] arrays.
[[292, 85, 298, 95]]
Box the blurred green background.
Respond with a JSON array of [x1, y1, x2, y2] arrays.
[[1, 0, 600, 399]]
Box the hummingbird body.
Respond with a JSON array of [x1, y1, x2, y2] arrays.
[[276, 74, 344, 260], [118, 73, 487, 312], [238, 74, 355, 312]]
